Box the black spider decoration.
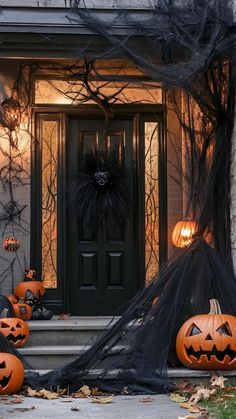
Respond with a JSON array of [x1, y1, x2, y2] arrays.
[[68, 152, 130, 230]]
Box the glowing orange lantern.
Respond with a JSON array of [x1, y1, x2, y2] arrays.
[[172, 220, 197, 248]]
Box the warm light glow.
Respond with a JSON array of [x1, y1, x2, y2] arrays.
[[172, 220, 197, 248]]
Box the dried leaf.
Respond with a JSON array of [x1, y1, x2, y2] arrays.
[[39, 389, 59, 400], [121, 386, 129, 394], [58, 313, 70, 320], [71, 406, 80, 411], [25, 387, 39, 397], [170, 393, 188, 403], [139, 396, 154, 403], [89, 395, 114, 404], [180, 402, 203, 413], [178, 416, 201, 419], [25, 386, 58, 400], [57, 388, 68, 396], [176, 380, 195, 394], [189, 388, 215, 404], [80, 385, 91, 396], [210, 373, 228, 388], [11, 396, 24, 404], [91, 387, 107, 396]]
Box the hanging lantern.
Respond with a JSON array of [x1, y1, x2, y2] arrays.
[[0, 97, 21, 132], [3, 236, 20, 252], [172, 220, 197, 248]]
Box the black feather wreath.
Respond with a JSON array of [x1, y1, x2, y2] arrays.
[[67, 152, 130, 230]]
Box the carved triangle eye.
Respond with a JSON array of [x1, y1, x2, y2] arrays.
[[187, 323, 202, 336], [0, 322, 9, 328], [16, 323, 23, 328], [0, 361, 6, 368], [25, 290, 34, 300], [217, 322, 232, 336]]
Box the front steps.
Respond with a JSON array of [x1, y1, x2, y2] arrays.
[[19, 316, 118, 369], [20, 317, 236, 385]]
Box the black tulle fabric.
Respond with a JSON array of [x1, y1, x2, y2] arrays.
[[1, 0, 236, 394]]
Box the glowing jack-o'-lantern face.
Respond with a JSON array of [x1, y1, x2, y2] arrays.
[[0, 353, 24, 394], [176, 313, 236, 370], [0, 318, 30, 348]]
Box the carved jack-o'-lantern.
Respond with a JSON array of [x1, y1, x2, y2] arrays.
[[0, 316, 30, 348], [15, 281, 45, 308], [172, 220, 197, 248], [3, 236, 20, 252], [0, 353, 24, 394], [7, 295, 32, 321], [176, 299, 236, 370]]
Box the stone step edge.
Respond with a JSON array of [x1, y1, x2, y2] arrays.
[[19, 344, 125, 355], [28, 317, 119, 331], [26, 368, 236, 378]]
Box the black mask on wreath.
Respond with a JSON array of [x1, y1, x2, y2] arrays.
[[94, 171, 110, 186]]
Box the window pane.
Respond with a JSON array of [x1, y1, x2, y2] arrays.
[[41, 120, 58, 288], [35, 79, 162, 105], [145, 122, 159, 283]]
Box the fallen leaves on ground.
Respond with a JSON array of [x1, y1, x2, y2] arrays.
[[58, 313, 70, 320], [139, 396, 154, 403], [210, 372, 228, 388], [89, 395, 114, 404], [170, 374, 233, 417], [72, 384, 91, 398], [25, 387, 59, 400], [189, 387, 216, 404]]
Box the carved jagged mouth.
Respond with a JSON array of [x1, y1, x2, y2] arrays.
[[0, 372, 12, 389], [7, 333, 26, 343], [186, 344, 236, 363]]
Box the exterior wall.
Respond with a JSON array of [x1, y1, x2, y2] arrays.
[[0, 60, 30, 294]]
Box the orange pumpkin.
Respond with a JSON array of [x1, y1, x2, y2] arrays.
[[15, 281, 45, 306], [0, 317, 30, 348], [0, 353, 24, 394], [7, 295, 32, 321], [172, 220, 197, 248], [176, 299, 236, 370], [3, 236, 20, 252]]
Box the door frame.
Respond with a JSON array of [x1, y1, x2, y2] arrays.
[[31, 104, 167, 314]]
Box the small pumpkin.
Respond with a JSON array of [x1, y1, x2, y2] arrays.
[[0, 309, 30, 348], [176, 299, 236, 370], [3, 236, 20, 252], [8, 296, 32, 321], [0, 295, 15, 318], [31, 306, 53, 320], [0, 352, 24, 394], [172, 220, 197, 248]]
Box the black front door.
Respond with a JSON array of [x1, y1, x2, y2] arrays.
[[67, 115, 138, 315]]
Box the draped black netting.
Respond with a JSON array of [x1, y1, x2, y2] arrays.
[[2, 0, 236, 394]]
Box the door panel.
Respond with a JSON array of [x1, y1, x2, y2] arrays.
[[67, 117, 136, 315]]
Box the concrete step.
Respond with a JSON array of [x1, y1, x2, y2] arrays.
[[27, 316, 119, 347], [19, 344, 125, 369]]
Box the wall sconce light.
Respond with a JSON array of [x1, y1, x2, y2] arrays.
[[0, 97, 22, 132], [172, 220, 197, 248]]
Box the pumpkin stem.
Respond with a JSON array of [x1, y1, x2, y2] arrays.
[[0, 308, 9, 318], [209, 299, 222, 314]]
